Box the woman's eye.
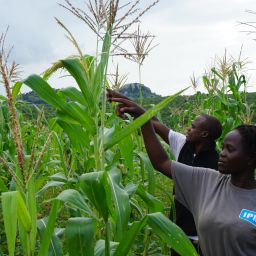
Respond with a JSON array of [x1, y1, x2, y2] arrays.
[[227, 146, 235, 152]]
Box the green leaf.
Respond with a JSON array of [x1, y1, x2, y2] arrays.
[[137, 152, 156, 194], [12, 81, 23, 100], [114, 218, 147, 256], [37, 181, 65, 196], [65, 217, 94, 256], [118, 133, 134, 175], [0, 176, 8, 192], [57, 120, 90, 150], [57, 189, 94, 217], [43, 60, 64, 80], [38, 200, 60, 256], [104, 168, 131, 241], [0, 107, 5, 134], [23, 75, 95, 134], [23, 74, 66, 110], [79, 172, 109, 222], [59, 87, 87, 105], [61, 59, 94, 112], [147, 212, 197, 256], [115, 212, 197, 256], [0, 95, 7, 101], [17, 192, 32, 232], [136, 185, 164, 213], [2, 191, 18, 256], [92, 31, 111, 104], [37, 218, 62, 256], [103, 88, 188, 150], [94, 240, 119, 256], [27, 178, 37, 253]]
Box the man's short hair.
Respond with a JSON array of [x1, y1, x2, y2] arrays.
[[200, 114, 222, 141]]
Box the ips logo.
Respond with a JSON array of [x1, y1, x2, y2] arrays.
[[239, 209, 256, 226]]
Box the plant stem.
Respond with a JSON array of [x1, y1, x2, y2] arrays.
[[105, 220, 111, 256], [139, 63, 143, 105], [143, 228, 152, 256]]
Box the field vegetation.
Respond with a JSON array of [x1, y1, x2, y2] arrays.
[[0, 1, 255, 255]]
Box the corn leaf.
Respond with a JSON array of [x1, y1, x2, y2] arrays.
[[115, 212, 197, 256], [104, 168, 131, 242], [59, 87, 87, 105], [23, 74, 66, 109], [118, 133, 134, 175], [16, 192, 32, 232], [61, 59, 95, 112], [136, 185, 164, 213], [43, 60, 64, 80], [12, 81, 22, 100], [103, 88, 188, 150], [57, 120, 90, 150], [114, 218, 147, 256], [94, 240, 119, 256], [37, 218, 62, 256], [79, 172, 109, 222], [0, 177, 8, 192], [38, 200, 60, 256], [147, 212, 197, 256], [57, 189, 94, 217], [65, 217, 94, 256], [0, 107, 5, 134], [137, 152, 156, 194], [23, 75, 95, 134], [2, 191, 18, 256], [27, 178, 37, 254]]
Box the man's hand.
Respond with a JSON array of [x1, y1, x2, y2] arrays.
[[108, 97, 145, 119], [107, 89, 130, 102]]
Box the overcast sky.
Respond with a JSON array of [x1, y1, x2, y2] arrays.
[[1, 0, 256, 96]]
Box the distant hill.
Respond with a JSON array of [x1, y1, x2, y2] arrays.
[[17, 85, 256, 123], [119, 83, 161, 99]]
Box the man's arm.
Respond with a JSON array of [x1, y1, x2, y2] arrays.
[[151, 117, 170, 144], [108, 96, 172, 178]]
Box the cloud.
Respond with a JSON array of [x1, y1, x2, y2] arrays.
[[0, 0, 256, 96]]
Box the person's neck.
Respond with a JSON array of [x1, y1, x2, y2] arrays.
[[231, 172, 256, 189], [194, 141, 214, 154]]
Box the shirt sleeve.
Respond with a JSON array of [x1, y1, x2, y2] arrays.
[[168, 130, 186, 160], [171, 161, 216, 213]]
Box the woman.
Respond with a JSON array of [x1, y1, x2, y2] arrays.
[[108, 95, 256, 256]]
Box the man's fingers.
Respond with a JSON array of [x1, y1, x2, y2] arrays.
[[109, 97, 131, 105]]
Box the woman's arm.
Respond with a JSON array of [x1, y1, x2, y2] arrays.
[[151, 117, 170, 144], [107, 89, 170, 144], [108, 96, 172, 178], [141, 121, 172, 177]]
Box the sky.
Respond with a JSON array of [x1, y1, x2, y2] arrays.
[[1, 0, 256, 96]]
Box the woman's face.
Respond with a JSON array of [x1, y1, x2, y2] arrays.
[[218, 130, 248, 174]]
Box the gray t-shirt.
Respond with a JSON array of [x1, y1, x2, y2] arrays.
[[172, 161, 256, 256]]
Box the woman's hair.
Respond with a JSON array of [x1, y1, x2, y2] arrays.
[[234, 125, 256, 156]]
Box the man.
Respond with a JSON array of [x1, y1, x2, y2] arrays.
[[107, 89, 222, 254]]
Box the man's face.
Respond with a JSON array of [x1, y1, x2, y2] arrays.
[[186, 116, 207, 143]]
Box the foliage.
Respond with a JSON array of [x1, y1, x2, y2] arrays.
[[0, 1, 255, 256]]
